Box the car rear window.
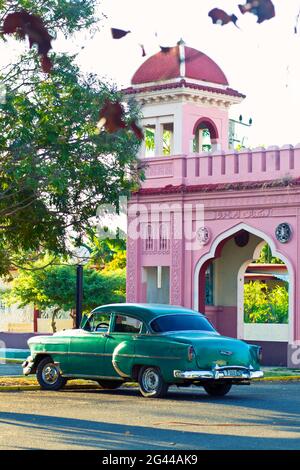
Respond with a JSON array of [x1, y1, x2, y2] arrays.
[[150, 314, 215, 333]]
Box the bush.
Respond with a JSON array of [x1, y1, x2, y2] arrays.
[[244, 281, 288, 324]]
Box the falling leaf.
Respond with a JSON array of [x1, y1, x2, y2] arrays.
[[139, 44, 146, 57], [40, 55, 52, 73], [208, 8, 238, 26], [2, 10, 53, 72], [295, 8, 300, 34], [130, 122, 144, 140], [97, 99, 144, 141], [111, 28, 131, 39], [97, 99, 126, 134], [238, 0, 275, 24]]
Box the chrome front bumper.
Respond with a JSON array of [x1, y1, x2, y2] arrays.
[[22, 356, 35, 376], [174, 365, 264, 380]]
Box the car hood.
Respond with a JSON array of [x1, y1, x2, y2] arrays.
[[28, 329, 88, 347], [163, 331, 252, 369]]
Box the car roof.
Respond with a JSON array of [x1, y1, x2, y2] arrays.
[[92, 303, 203, 322]]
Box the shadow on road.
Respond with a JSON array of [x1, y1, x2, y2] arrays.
[[0, 409, 299, 450]]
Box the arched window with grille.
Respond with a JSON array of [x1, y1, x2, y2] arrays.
[[145, 224, 154, 251], [159, 222, 169, 251]]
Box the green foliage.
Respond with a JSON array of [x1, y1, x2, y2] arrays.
[[103, 250, 126, 271], [255, 244, 284, 264], [244, 281, 288, 324], [0, 0, 98, 37], [145, 128, 155, 154], [0, 1, 142, 275], [268, 285, 289, 324], [4, 262, 126, 312], [86, 228, 126, 270], [145, 127, 172, 155]]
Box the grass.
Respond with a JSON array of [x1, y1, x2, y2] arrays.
[[0, 376, 98, 390], [262, 368, 300, 378]]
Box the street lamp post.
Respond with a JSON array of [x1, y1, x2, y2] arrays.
[[73, 246, 90, 329], [76, 264, 83, 329]]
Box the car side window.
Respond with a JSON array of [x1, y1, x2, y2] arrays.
[[86, 312, 111, 333], [112, 314, 143, 334]]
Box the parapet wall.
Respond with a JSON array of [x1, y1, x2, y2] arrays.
[[142, 145, 300, 189]]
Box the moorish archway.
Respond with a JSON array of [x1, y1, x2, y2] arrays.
[[193, 223, 295, 349]]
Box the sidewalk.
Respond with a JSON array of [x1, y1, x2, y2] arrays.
[[0, 364, 23, 376]]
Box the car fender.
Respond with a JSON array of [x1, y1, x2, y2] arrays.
[[28, 335, 71, 373]]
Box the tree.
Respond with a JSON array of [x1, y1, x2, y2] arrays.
[[0, 1, 142, 275], [86, 228, 126, 270], [4, 262, 126, 331]]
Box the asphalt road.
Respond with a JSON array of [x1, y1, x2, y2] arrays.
[[0, 382, 299, 450]]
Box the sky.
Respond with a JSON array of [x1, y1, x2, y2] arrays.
[[72, 0, 300, 148], [2, 0, 300, 147]]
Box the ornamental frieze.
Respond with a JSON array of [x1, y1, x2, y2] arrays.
[[205, 209, 271, 220]]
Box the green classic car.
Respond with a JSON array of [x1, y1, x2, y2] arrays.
[[23, 304, 263, 398]]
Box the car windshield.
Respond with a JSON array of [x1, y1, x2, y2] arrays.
[[150, 314, 215, 333]]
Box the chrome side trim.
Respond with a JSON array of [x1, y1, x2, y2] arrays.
[[34, 350, 181, 360], [116, 353, 182, 360], [62, 373, 124, 381], [32, 351, 113, 357]]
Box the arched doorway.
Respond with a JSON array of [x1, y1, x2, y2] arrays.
[[194, 223, 294, 366]]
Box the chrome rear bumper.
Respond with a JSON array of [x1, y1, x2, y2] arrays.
[[174, 365, 264, 380]]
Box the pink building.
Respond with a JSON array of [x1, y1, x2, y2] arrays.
[[124, 43, 300, 367]]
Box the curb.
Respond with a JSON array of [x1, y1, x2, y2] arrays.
[[255, 376, 300, 382]]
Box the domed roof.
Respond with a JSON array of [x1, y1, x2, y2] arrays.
[[131, 44, 229, 86]]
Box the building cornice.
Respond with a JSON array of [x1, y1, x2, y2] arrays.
[[134, 177, 300, 197], [123, 79, 244, 108]]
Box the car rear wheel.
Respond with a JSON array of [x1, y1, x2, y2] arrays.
[[36, 357, 67, 391], [203, 382, 232, 397], [97, 380, 122, 390], [138, 366, 168, 398]]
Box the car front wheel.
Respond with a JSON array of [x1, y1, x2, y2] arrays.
[[36, 357, 67, 391], [203, 382, 232, 397], [138, 366, 168, 398]]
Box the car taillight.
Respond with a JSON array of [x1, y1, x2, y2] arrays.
[[258, 347, 263, 363], [188, 346, 195, 362]]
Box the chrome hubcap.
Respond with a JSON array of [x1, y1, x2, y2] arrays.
[[42, 364, 59, 385], [142, 369, 159, 393]]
